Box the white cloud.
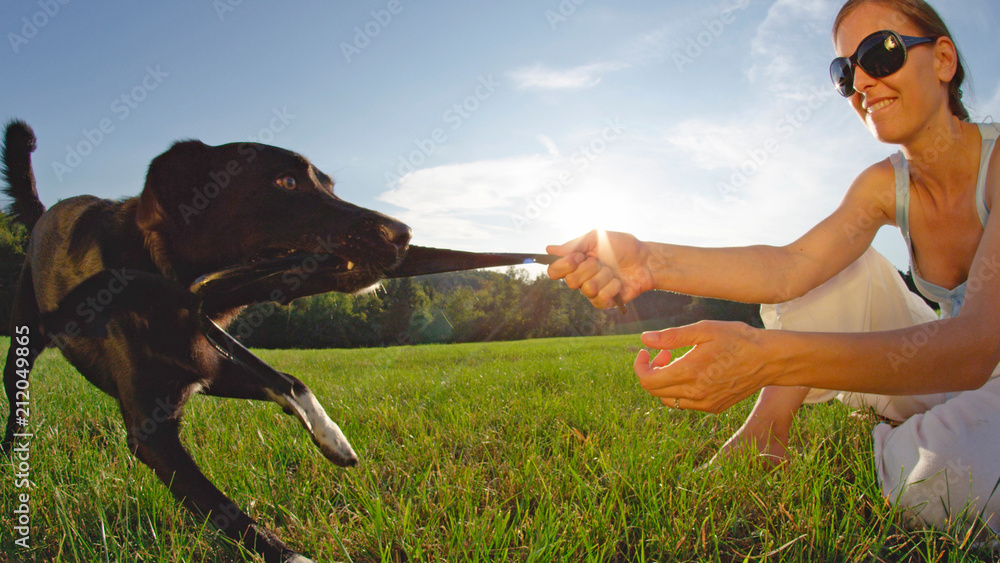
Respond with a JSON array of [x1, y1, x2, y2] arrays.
[[506, 16, 702, 94], [748, 0, 839, 101], [376, 135, 656, 249], [663, 119, 767, 172], [616, 22, 690, 67], [377, 151, 567, 246], [539, 134, 560, 157], [379, 154, 558, 212], [508, 61, 630, 91]]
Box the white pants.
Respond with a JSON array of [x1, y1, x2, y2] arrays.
[[761, 247, 1000, 534]]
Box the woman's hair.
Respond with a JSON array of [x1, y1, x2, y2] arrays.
[[833, 0, 969, 121]]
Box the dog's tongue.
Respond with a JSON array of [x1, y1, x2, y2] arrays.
[[385, 245, 556, 278]]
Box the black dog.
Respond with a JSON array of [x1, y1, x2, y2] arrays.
[[1, 120, 411, 563]]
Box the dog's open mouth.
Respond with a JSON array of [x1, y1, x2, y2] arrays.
[[245, 250, 358, 276], [190, 248, 385, 310]]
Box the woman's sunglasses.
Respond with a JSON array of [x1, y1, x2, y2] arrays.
[[830, 30, 935, 97]]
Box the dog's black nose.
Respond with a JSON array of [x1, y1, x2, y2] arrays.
[[380, 220, 411, 250]]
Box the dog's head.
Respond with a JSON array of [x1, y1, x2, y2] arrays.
[[135, 140, 410, 309]]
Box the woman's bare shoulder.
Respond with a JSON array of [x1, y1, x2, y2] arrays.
[[841, 157, 898, 220], [852, 157, 896, 190]]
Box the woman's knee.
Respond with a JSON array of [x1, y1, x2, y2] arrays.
[[876, 423, 1000, 533]]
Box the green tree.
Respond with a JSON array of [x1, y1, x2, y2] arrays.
[[380, 277, 432, 345], [0, 211, 28, 335], [684, 296, 763, 327]]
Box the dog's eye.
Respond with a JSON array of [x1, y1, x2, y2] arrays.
[[274, 175, 297, 191]]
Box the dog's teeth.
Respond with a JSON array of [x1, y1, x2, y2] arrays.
[[346, 261, 354, 271]]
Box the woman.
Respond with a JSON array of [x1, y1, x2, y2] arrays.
[[547, 0, 1000, 534]]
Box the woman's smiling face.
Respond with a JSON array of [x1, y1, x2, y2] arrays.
[[833, 3, 951, 144]]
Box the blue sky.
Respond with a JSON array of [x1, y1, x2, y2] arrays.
[[2, 0, 999, 272]]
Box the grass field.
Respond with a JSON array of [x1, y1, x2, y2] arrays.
[[0, 334, 996, 562]]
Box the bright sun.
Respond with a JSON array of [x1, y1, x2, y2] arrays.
[[546, 190, 631, 243]]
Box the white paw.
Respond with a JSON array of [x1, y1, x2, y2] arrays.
[[270, 388, 358, 467]]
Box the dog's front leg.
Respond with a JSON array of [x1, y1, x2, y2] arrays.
[[2, 267, 48, 453], [267, 380, 359, 467], [201, 338, 358, 467], [118, 377, 315, 563]]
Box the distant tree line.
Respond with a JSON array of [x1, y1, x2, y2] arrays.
[[227, 269, 764, 349]]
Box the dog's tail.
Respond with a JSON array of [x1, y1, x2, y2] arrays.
[[2, 120, 45, 232]]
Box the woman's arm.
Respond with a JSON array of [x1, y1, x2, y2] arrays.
[[635, 150, 1000, 410], [547, 160, 897, 306], [635, 313, 997, 413]]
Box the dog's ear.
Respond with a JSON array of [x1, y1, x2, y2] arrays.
[[137, 140, 211, 233]]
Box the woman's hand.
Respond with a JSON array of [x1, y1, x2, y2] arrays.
[[546, 230, 656, 309], [633, 321, 773, 414]]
